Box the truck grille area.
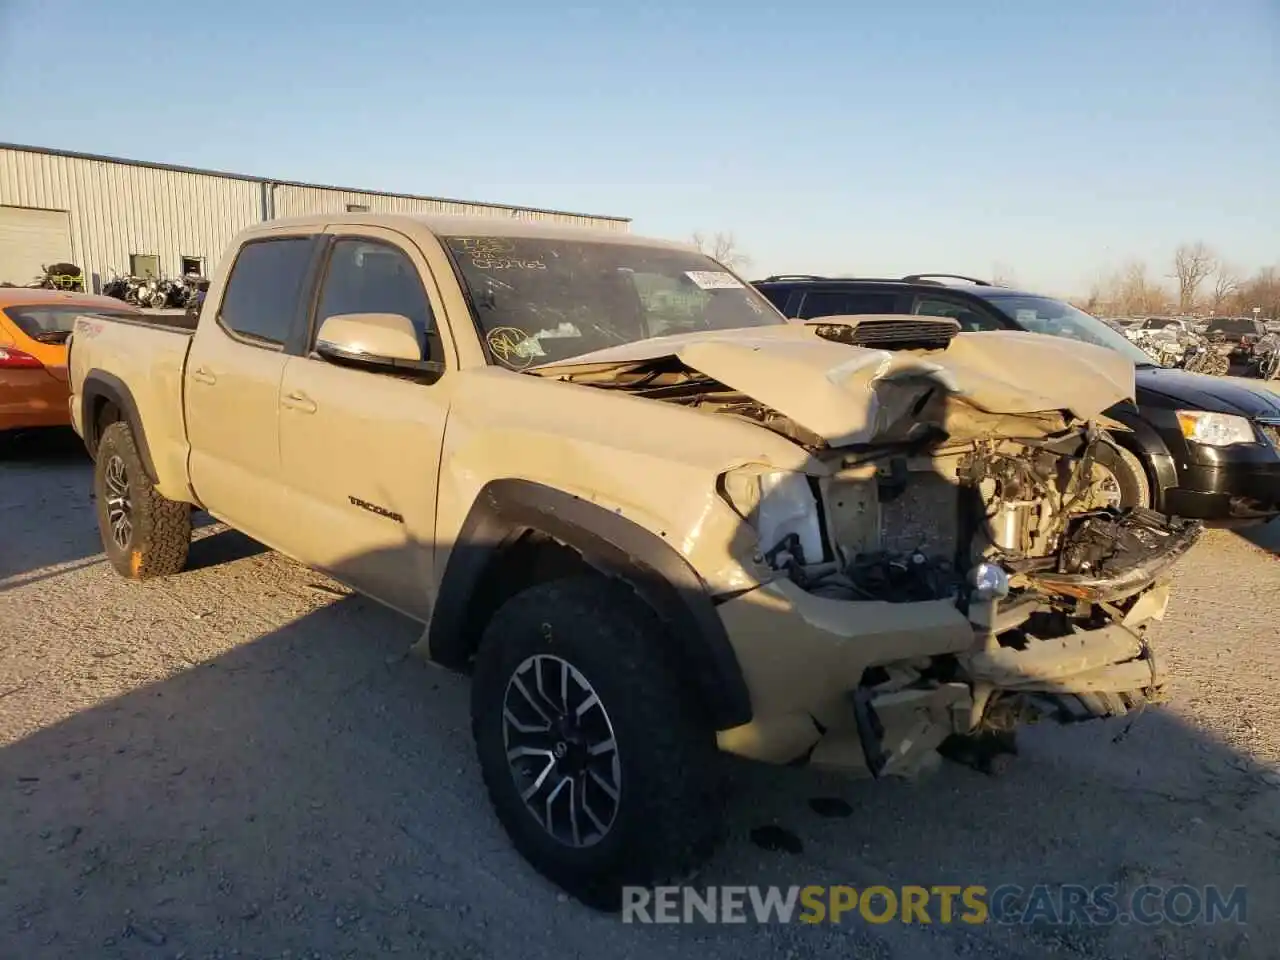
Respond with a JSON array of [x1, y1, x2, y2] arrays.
[[809, 317, 960, 351]]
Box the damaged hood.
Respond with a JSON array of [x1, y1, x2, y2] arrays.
[[533, 320, 1136, 446]]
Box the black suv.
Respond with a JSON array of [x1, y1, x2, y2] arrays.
[[753, 274, 1280, 523]]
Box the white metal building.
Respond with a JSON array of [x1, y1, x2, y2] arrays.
[[0, 143, 630, 291]]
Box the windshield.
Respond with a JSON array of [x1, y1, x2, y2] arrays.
[[1144, 317, 1178, 329], [1206, 317, 1260, 335], [3, 304, 140, 343], [981, 294, 1155, 366], [442, 235, 782, 368]]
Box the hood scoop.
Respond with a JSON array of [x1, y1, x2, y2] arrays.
[[807, 315, 960, 351]]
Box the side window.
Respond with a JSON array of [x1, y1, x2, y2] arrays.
[[796, 290, 902, 320], [913, 296, 1004, 332], [314, 239, 435, 354], [219, 238, 315, 346], [758, 286, 793, 315]]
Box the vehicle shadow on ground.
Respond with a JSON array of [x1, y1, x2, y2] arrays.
[[1236, 517, 1280, 556], [0, 441, 223, 587], [0, 576, 1273, 959], [0, 428, 88, 464], [0, 431, 101, 585], [186, 521, 270, 571]]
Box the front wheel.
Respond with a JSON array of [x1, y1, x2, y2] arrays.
[[1091, 440, 1151, 510], [471, 577, 723, 910], [94, 421, 191, 579]]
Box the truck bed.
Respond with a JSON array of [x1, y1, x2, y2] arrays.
[[106, 308, 199, 334], [68, 308, 196, 501]]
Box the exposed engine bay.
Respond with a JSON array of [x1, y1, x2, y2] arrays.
[[759, 430, 1199, 609]]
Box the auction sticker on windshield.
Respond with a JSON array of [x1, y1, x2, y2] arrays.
[[685, 271, 744, 290]]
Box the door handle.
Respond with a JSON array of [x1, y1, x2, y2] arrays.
[[190, 366, 217, 385], [282, 391, 317, 414]]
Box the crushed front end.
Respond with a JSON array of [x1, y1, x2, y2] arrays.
[[535, 317, 1202, 778], [714, 421, 1201, 779]]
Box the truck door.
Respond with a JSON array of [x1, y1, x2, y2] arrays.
[[276, 229, 452, 621], [184, 235, 321, 549]]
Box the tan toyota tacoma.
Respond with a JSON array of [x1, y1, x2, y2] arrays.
[[66, 213, 1200, 907]]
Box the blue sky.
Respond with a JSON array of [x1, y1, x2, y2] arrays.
[[1, 0, 1276, 294]]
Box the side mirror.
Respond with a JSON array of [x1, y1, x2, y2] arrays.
[[314, 313, 442, 377]]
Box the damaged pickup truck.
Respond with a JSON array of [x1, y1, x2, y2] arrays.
[[65, 214, 1200, 907]]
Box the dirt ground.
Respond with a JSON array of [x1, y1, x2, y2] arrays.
[[1, 431, 1278, 960]]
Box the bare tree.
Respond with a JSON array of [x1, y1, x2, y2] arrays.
[[1079, 256, 1280, 322], [990, 261, 1018, 287], [1171, 242, 1216, 313], [1230, 265, 1280, 320], [691, 231, 752, 271], [1209, 266, 1241, 314], [1091, 260, 1172, 317]]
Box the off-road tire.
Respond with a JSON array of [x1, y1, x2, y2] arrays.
[[471, 576, 723, 911], [1093, 440, 1151, 509], [93, 421, 191, 579]]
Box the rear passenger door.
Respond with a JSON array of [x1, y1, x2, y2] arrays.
[[185, 235, 321, 549], [793, 288, 909, 320], [276, 228, 452, 621]]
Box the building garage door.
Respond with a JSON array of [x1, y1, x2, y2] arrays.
[[0, 206, 73, 287]]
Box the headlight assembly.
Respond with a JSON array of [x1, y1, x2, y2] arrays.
[[969, 561, 1010, 601], [719, 469, 825, 565], [1175, 411, 1257, 447]]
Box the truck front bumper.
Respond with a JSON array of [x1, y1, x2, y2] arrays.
[[713, 576, 1173, 779]]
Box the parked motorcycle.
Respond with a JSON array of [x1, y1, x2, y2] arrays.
[[1130, 327, 1188, 367], [103, 270, 198, 308], [1182, 340, 1230, 376], [1248, 333, 1280, 381], [183, 278, 210, 325], [170, 273, 205, 308], [135, 276, 167, 308], [102, 270, 133, 301]]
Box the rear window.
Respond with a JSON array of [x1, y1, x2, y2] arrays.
[[4, 304, 141, 343], [218, 237, 315, 345]]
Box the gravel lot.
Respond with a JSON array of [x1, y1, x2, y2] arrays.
[[1, 431, 1278, 960]]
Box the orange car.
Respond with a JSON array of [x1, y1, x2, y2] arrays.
[[0, 288, 140, 434]]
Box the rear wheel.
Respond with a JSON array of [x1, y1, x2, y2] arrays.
[[471, 576, 722, 910], [93, 421, 191, 579]]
